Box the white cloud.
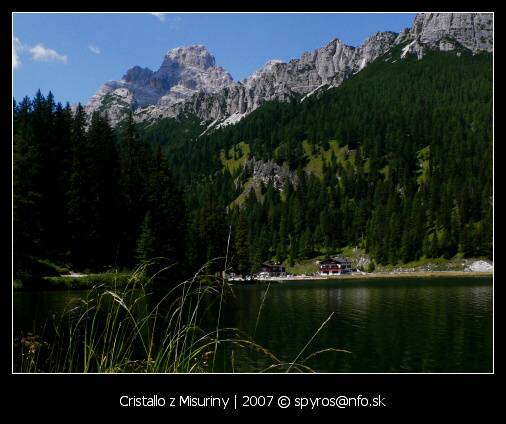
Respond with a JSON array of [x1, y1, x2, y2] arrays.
[[88, 44, 101, 54], [149, 13, 182, 29], [150, 12, 168, 21], [13, 37, 23, 69], [29, 43, 68, 64]]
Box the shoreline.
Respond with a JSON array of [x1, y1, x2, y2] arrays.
[[13, 270, 493, 291], [229, 270, 493, 283]]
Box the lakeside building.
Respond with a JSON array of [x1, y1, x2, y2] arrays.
[[258, 262, 287, 277], [319, 257, 352, 275]]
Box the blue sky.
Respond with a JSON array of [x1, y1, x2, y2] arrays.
[[13, 13, 416, 105]]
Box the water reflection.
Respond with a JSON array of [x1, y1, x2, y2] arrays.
[[220, 278, 492, 372], [13, 277, 492, 372]]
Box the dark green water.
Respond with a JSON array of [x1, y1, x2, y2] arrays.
[[13, 276, 492, 373]]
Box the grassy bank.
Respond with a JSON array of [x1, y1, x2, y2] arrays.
[[14, 258, 136, 291], [41, 272, 134, 290]]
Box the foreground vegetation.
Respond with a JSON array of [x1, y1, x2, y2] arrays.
[[14, 261, 345, 373]]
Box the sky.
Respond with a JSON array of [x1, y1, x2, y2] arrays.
[[13, 13, 416, 105]]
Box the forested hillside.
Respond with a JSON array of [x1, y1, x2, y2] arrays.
[[145, 48, 493, 274], [13, 48, 493, 281]]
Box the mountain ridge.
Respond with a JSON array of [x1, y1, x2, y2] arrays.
[[83, 12, 493, 127]]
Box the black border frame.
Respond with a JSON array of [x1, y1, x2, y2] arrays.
[[3, 1, 498, 416]]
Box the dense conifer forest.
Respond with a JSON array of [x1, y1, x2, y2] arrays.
[[13, 49, 492, 282]]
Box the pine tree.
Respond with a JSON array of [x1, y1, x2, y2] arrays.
[[67, 103, 89, 267], [13, 97, 42, 278], [85, 112, 122, 268], [233, 211, 251, 275], [146, 145, 186, 273], [136, 211, 155, 263], [117, 111, 152, 266]]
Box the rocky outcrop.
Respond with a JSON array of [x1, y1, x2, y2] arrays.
[[241, 31, 397, 104], [396, 13, 493, 58], [464, 260, 493, 272], [244, 158, 299, 191], [84, 13, 493, 127]]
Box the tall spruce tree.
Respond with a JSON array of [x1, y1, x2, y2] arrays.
[[118, 111, 152, 266], [144, 145, 186, 275]]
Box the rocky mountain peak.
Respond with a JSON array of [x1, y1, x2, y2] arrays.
[[259, 59, 284, 72], [123, 66, 154, 84], [84, 44, 233, 123], [414, 13, 492, 52], [243, 59, 284, 85], [397, 12, 493, 58], [361, 31, 398, 50], [163, 44, 217, 70], [154, 44, 233, 108]]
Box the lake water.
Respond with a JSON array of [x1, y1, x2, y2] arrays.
[[13, 276, 493, 373]]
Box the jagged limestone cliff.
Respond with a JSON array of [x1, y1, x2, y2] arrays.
[[84, 13, 493, 127]]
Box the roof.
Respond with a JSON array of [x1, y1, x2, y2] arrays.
[[319, 257, 352, 264]]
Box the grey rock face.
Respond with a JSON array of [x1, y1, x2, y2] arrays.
[[124, 66, 154, 84], [396, 12, 493, 58], [85, 13, 493, 127], [155, 44, 233, 107], [244, 158, 299, 191], [411, 13, 493, 52], [135, 32, 398, 125], [84, 44, 232, 125]]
